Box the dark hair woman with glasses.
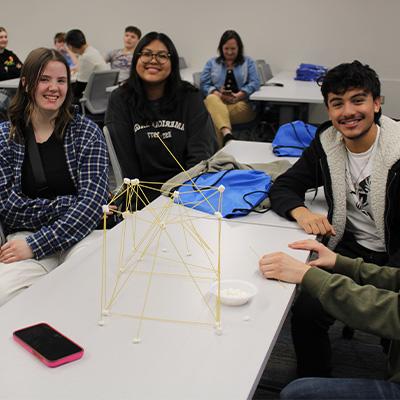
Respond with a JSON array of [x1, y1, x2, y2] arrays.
[[105, 31, 216, 206]]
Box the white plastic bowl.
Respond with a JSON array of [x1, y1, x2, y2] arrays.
[[209, 279, 258, 306]]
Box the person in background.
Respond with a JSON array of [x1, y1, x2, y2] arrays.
[[53, 32, 78, 73], [200, 29, 260, 147], [0, 27, 23, 120], [105, 25, 141, 82], [269, 61, 400, 378], [0, 26, 22, 81], [105, 31, 216, 207], [0, 47, 108, 306], [259, 239, 400, 400], [65, 29, 107, 103]]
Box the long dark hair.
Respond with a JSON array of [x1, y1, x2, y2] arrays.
[[8, 47, 73, 143], [216, 30, 245, 65], [121, 31, 195, 122]]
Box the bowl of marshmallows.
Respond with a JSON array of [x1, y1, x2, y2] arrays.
[[209, 279, 258, 306]]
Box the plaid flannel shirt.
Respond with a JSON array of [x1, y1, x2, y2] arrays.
[[0, 113, 109, 259]]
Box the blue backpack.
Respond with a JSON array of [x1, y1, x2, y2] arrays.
[[272, 120, 317, 157], [175, 170, 272, 218], [295, 63, 327, 81]]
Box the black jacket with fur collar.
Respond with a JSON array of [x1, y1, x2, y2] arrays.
[[270, 116, 400, 265]]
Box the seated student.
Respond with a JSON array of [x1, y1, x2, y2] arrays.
[[259, 239, 400, 400], [269, 61, 400, 377], [105, 31, 216, 206], [200, 30, 260, 147], [105, 25, 141, 82], [53, 32, 78, 73], [0, 26, 22, 81], [0, 27, 23, 120], [65, 29, 107, 103], [0, 47, 108, 306]]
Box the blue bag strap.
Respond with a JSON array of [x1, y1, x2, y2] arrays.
[[231, 190, 271, 215]]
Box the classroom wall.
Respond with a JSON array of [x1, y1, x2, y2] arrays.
[[4, 0, 400, 120]]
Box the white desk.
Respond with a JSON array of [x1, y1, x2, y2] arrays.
[[0, 210, 310, 400], [250, 71, 323, 124], [0, 141, 326, 400], [0, 78, 20, 89]]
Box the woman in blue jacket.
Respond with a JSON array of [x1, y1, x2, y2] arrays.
[[200, 30, 260, 147]]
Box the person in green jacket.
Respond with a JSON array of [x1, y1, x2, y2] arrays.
[[259, 239, 400, 400]]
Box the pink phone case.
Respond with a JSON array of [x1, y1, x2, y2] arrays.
[[13, 322, 84, 367]]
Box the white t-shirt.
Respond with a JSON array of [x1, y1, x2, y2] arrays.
[[77, 46, 107, 82], [345, 127, 386, 252]]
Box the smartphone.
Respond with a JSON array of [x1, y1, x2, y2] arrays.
[[222, 89, 233, 95], [13, 322, 84, 367]]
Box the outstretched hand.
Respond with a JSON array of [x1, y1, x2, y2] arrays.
[[289, 239, 336, 269], [259, 252, 310, 284], [258, 239, 337, 284]]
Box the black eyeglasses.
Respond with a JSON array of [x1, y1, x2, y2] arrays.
[[139, 51, 171, 65]]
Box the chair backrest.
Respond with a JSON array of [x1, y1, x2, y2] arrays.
[[103, 125, 123, 190], [179, 57, 188, 69], [256, 60, 273, 85], [82, 70, 120, 114], [192, 72, 202, 89]]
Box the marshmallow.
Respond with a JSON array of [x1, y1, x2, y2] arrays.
[[130, 178, 139, 186]]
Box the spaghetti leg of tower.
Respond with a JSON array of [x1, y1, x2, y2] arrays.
[[107, 220, 163, 306], [177, 204, 217, 275], [163, 228, 216, 319], [100, 212, 107, 322], [175, 193, 191, 256], [216, 212, 222, 325], [134, 223, 165, 341], [108, 204, 174, 306], [104, 216, 130, 307], [156, 135, 217, 213]]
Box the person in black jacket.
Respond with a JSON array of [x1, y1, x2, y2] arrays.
[[0, 27, 23, 121], [0, 27, 22, 81], [269, 60, 400, 378], [105, 31, 216, 207]]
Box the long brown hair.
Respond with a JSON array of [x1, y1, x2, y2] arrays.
[[8, 47, 73, 142]]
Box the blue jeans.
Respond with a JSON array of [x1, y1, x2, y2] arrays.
[[280, 378, 400, 399]]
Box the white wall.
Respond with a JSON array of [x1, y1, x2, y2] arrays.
[[4, 0, 400, 119]]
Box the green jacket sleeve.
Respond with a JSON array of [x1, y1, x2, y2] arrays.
[[301, 256, 400, 340]]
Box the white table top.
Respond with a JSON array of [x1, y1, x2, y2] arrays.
[[250, 71, 323, 104], [0, 141, 326, 400], [0, 209, 311, 400], [0, 77, 20, 89]]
